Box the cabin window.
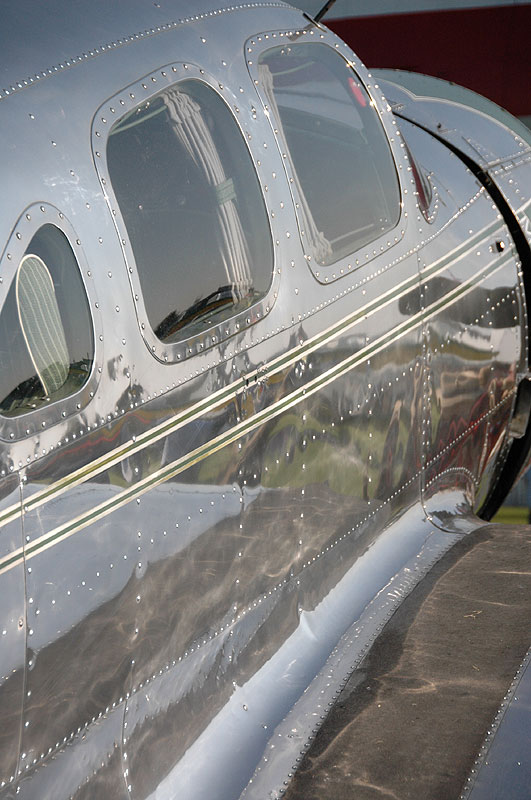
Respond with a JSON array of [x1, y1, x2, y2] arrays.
[[258, 43, 400, 266], [107, 79, 272, 344], [0, 224, 93, 417]]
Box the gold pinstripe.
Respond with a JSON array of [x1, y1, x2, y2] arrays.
[[0, 245, 517, 575], [0, 215, 508, 531]]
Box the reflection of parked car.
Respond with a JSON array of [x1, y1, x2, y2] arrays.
[[0, 2, 530, 799]]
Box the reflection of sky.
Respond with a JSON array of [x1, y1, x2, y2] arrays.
[[16, 701, 123, 800], [145, 506, 450, 800], [465, 651, 531, 798], [277, 85, 364, 130], [371, 70, 531, 147], [24, 481, 254, 651], [0, 486, 19, 513]]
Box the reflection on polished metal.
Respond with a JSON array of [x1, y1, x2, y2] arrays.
[[283, 523, 531, 800], [463, 646, 531, 800], [0, 2, 530, 799]]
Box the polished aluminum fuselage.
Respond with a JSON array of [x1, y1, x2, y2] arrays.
[[0, 3, 530, 799]]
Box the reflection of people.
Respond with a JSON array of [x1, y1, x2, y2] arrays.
[[377, 398, 402, 499], [525, 468, 531, 524]]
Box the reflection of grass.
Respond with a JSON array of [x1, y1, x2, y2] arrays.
[[263, 412, 345, 491], [197, 441, 237, 484], [194, 405, 410, 499], [492, 505, 528, 524]]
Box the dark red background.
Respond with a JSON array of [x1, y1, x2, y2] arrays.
[[329, 5, 531, 116]]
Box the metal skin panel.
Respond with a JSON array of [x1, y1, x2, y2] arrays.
[[372, 70, 531, 171], [0, 475, 25, 797], [462, 647, 531, 800], [15, 252, 424, 798], [0, 3, 529, 799], [394, 120, 524, 526], [0, 1, 293, 103]]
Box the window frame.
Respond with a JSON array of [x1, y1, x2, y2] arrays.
[[246, 32, 407, 284], [92, 62, 277, 365], [0, 204, 101, 441]]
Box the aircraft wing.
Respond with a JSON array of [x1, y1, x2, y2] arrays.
[[284, 521, 531, 799]]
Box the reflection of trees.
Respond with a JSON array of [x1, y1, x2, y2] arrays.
[[400, 275, 517, 329]]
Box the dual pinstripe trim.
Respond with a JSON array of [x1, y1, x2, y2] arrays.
[[0, 214, 507, 530], [0, 243, 517, 575], [0, 218, 509, 533]]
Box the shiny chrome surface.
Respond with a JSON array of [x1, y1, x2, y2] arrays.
[[0, 2, 530, 799], [282, 522, 531, 800], [464, 646, 531, 800]]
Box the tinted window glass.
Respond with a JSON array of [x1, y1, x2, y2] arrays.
[[0, 225, 93, 417], [258, 43, 400, 266], [107, 79, 273, 343]]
